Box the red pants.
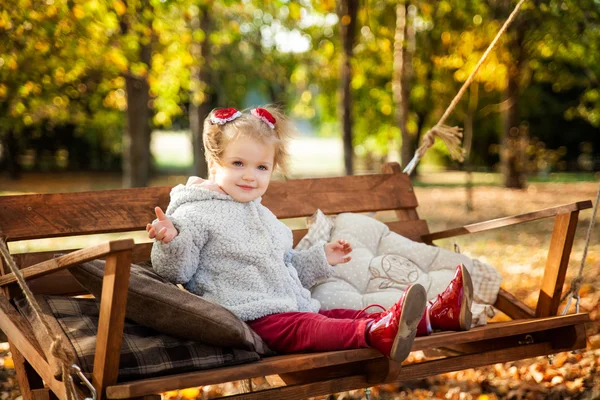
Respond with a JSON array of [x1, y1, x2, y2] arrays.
[[247, 309, 381, 353]]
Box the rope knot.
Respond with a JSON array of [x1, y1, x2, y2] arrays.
[[569, 276, 583, 295], [417, 124, 466, 163]]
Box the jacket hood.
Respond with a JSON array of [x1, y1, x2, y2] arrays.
[[165, 184, 261, 215]]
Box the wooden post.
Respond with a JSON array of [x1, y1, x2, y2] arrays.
[[536, 211, 579, 317], [1, 243, 49, 400], [9, 340, 49, 400], [92, 249, 132, 400], [381, 162, 424, 224]]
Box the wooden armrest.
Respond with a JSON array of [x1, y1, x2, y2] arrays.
[[422, 201, 592, 242], [493, 288, 535, 319], [0, 239, 135, 287]]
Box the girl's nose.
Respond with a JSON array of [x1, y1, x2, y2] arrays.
[[242, 172, 255, 181]]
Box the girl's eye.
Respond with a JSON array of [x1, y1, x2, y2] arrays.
[[232, 161, 243, 167], [258, 165, 269, 171]]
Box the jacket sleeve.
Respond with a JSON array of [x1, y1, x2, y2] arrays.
[[151, 206, 208, 285], [285, 240, 334, 289]]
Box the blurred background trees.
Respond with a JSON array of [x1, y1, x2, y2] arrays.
[[0, 0, 598, 187]]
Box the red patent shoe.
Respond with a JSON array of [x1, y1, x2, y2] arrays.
[[366, 284, 427, 362], [417, 264, 473, 336]]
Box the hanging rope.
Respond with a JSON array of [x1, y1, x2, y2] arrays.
[[404, 0, 529, 175], [561, 183, 600, 315], [0, 238, 79, 400]]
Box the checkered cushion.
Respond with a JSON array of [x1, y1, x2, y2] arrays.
[[15, 295, 260, 382], [470, 259, 501, 324]]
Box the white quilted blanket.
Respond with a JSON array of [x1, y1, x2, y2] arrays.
[[309, 212, 502, 327]]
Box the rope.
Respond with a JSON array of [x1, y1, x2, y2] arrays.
[[560, 183, 600, 313], [0, 238, 79, 400], [404, 0, 529, 175]]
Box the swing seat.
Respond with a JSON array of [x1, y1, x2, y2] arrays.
[[0, 162, 592, 400]]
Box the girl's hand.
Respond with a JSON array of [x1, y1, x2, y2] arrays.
[[146, 207, 178, 244], [324, 239, 352, 265]]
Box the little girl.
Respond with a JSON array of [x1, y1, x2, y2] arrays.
[[148, 106, 473, 363]]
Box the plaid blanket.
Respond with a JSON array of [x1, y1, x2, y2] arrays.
[[16, 295, 260, 382]]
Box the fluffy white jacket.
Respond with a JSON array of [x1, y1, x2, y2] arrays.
[[151, 185, 333, 321]]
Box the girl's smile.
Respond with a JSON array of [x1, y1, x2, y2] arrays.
[[238, 184, 256, 191]]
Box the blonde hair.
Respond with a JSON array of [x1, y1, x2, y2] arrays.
[[203, 106, 293, 177]]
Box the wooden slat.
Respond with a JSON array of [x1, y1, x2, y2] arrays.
[[264, 172, 417, 218], [188, 324, 588, 400], [493, 288, 536, 319], [30, 389, 51, 400], [2, 243, 151, 298], [9, 341, 46, 400], [0, 294, 67, 399], [536, 211, 580, 317], [0, 188, 171, 242], [12, 243, 153, 270], [0, 173, 418, 242], [381, 163, 422, 223], [428, 319, 584, 356], [106, 349, 383, 399], [105, 313, 588, 399], [0, 240, 134, 287], [289, 327, 559, 382], [422, 201, 592, 242], [411, 313, 589, 351], [92, 251, 132, 400], [386, 220, 429, 242]]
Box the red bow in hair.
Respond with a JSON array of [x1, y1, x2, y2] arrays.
[[251, 108, 276, 129], [211, 108, 242, 125]]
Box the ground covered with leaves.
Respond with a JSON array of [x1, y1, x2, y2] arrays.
[[1, 181, 599, 399]]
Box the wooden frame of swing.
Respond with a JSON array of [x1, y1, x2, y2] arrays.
[[0, 162, 592, 400]]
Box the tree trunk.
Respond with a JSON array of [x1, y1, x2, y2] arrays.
[[121, 2, 153, 188], [413, 66, 433, 178], [2, 130, 21, 180], [338, 0, 358, 176], [464, 83, 479, 212], [501, 9, 526, 189], [393, 1, 415, 170], [123, 49, 152, 188], [189, 7, 212, 178]]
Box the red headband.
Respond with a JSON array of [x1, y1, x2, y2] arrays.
[[210, 108, 242, 125], [251, 108, 276, 129]]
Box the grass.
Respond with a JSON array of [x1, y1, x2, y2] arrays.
[[153, 130, 599, 184]]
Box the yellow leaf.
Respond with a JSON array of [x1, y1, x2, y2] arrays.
[[35, 41, 50, 53], [47, 5, 57, 17], [4, 357, 14, 369], [179, 388, 200, 399], [8, 57, 17, 70], [73, 5, 85, 19], [589, 333, 600, 349]]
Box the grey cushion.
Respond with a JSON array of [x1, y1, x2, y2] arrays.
[[69, 260, 270, 355]]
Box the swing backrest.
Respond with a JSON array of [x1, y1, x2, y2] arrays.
[[0, 162, 428, 297]]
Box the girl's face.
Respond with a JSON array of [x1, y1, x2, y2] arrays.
[[211, 135, 276, 203]]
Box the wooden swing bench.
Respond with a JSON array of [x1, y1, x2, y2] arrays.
[[0, 161, 592, 400]]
